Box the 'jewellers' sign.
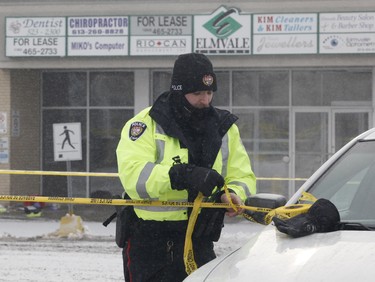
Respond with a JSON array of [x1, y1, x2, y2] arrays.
[[253, 13, 317, 54]]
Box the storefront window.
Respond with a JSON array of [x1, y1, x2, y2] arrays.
[[89, 108, 134, 196], [213, 71, 230, 107], [152, 71, 171, 102], [42, 109, 87, 197], [323, 71, 372, 104], [43, 72, 87, 107], [152, 68, 372, 198], [233, 71, 289, 106], [292, 71, 322, 106], [295, 112, 329, 179], [42, 71, 134, 197], [292, 70, 372, 106], [233, 108, 289, 197], [90, 72, 134, 106]]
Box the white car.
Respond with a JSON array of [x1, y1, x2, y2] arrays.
[[185, 127, 375, 281]]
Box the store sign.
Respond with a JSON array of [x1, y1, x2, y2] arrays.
[[319, 12, 375, 53], [130, 15, 192, 55], [0, 137, 9, 164], [67, 16, 129, 56], [253, 13, 317, 54], [5, 17, 66, 57], [5, 9, 375, 57], [0, 112, 7, 134], [194, 6, 251, 55], [11, 110, 20, 137]]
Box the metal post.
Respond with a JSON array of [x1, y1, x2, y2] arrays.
[[66, 161, 73, 215]]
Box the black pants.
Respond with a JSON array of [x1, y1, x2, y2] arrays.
[[122, 220, 216, 282]]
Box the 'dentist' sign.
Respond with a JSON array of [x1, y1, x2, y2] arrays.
[[6, 17, 66, 57]]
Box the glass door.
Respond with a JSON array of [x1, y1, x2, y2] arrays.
[[291, 109, 371, 197], [333, 110, 370, 153], [292, 111, 330, 196]]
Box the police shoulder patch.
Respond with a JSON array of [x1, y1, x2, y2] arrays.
[[129, 121, 147, 141]]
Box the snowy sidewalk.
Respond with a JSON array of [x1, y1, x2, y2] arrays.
[[0, 217, 263, 281], [0, 217, 116, 238], [0, 218, 123, 282]]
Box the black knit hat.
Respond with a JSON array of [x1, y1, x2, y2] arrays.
[[170, 53, 217, 95]]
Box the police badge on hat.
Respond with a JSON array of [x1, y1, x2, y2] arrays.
[[202, 74, 214, 86], [129, 121, 147, 141]]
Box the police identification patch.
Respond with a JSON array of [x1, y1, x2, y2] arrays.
[[129, 122, 147, 141], [202, 74, 214, 86]]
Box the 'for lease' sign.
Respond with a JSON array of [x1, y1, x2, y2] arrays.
[[6, 17, 66, 57]]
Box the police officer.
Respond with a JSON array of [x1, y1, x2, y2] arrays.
[[116, 53, 256, 282]]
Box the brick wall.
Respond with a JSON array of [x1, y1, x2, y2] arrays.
[[0, 70, 10, 197], [10, 70, 41, 196]]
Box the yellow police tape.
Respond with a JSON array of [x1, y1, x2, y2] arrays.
[[0, 169, 310, 276], [183, 183, 241, 275], [242, 191, 316, 225], [0, 192, 313, 276], [264, 204, 311, 224], [0, 194, 270, 212], [0, 169, 308, 181], [0, 169, 118, 177], [184, 192, 203, 275]]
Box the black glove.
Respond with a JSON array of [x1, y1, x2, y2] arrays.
[[194, 207, 226, 241], [169, 164, 224, 197], [272, 198, 340, 238]]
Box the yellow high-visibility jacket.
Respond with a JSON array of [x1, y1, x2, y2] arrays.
[[116, 92, 256, 221]]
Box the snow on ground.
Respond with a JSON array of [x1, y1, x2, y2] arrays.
[[0, 216, 264, 282]]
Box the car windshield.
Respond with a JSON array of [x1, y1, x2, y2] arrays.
[[307, 140, 375, 227]]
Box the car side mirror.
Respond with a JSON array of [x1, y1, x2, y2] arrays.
[[244, 193, 287, 224], [245, 193, 287, 209]]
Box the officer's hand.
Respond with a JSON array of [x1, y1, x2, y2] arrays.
[[273, 214, 317, 237], [190, 166, 224, 196], [169, 164, 224, 197], [168, 164, 190, 191], [221, 193, 243, 217]]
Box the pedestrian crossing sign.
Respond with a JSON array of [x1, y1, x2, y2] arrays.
[[53, 122, 82, 162]]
